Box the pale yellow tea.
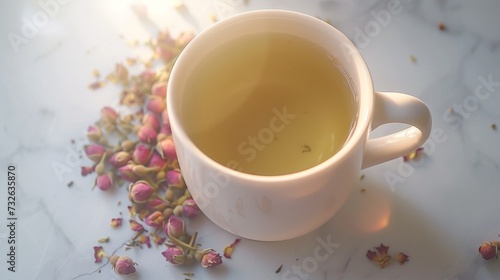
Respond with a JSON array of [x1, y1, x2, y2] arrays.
[[182, 32, 357, 175]]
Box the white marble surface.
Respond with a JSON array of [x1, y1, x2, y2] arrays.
[[1, 0, 500, 279]]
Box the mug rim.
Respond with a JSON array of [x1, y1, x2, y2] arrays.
[[167, 9, 374, 183]]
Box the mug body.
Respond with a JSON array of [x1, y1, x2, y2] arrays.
[[167, 10, 374, 241]]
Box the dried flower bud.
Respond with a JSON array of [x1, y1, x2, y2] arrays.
[[87, 125, 103, 143], [157, 46, 175, 62], [95, 173, 113, 191], [110, 218, 123, 228], [130, 181, 154, 203], [129, 219, 145, 232], [166, 169, 185, 188], [151, 81, 167, 98], [110, 255, 137, 276], [146, 198, 168, 211], [84, 144, 106, 162], [157, 138, 176, 160], [161, 110, 170, 128], [164, 215, 185, 238], [479, 242, 498, 260], [182, 199, 200, 218], [109, 151, 131, 168], [138, 125, 158, 144], [145, 211, 164, 228], [94, 154, 107, 175], [121, 140, 137, 152], [158, 30, 175, 47], [81, 166, 95, 176], [101, 106, 119, 123], [173, 205, 183, 216], [146, 95, 166, 114], [197, 249, 223, 268], [162, 246, 185, 266], [117, 164, 138, 183], [114, 63, 129, 82], [162, 207, 174, 220], [142, 112, 160, 131], [140, 69, 156, 84], [132, 164, 158, 177], [149, 152, 167, 170], [132, 144, 151, 165]]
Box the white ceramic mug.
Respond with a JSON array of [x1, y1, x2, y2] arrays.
[[167, 10, 432, 241]]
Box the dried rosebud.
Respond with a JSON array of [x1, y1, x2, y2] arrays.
[[182, 199, 200, 218], [110, 218, 123, 228], [158, 30, 175, 47], [101, 106, 119, 127], [121, 139, 137, 152], [142, 112, 160, 131], [151, 81, 167, 98], [109, 151, 131, 168], [114, 63, 128, 82], [87, 125, 103, 143], [132, 164, 158, 177], [164, 215, 185, 238], [138, 234, 151, 248], [145, 211, 164, 228], [366, 245, 392, 269], [94, 153, 107, 175], [161, 110, 170, 128], [146, 198, 168, 211], [157, 46, 175, 62], [132, 144, 151, 165], [110, 255, 137, 276], [162, 246, 185, 266], [130, 181, 154, 203], [146, 95, 166, 114], [93, 246, 107, 263], [149, 151, 167, 170], [84, 144, 106, 162], [129, 219, 145, 232], [140, 69, 156, 84], [166, 169, 185, 188], [117, 164, 138, 183], [198, 249, 223, 268], [396, 252, 409, 264], [479, 242, 498, 260], [95, 173, 113, 191], [138, 125, 158, 144], [81, 166, 95, 176], [157, 137, 176, 160]]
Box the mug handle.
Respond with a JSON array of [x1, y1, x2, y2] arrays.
[[361, 92, 432, 169]]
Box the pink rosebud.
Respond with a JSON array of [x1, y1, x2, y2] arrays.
[[130, 181, 154, 203], [151, 81, 167, 98], [140, 69, 156, 84], [479, 242, 498, 260], [101, 106, 119, 123], [81, 166, 95, 176], [129, 219, 145, 232], [132, 144, 151, 165], [146, 95, 166, 114], [157, 46, 175, 61], [166, 169, 185, 188], [145, 211, 164, 228], [117, 164, 138, 183], [109, 151, 131, 168], [142, 112, 160, 131], [138, 125, 157, 144], [146, 198, 166, 210], [110, 255, 136, 275], [182, 199, 200, 218], [157, 137, 176, 160], [84, 144, 106, 162], [161, 110, 170, 128], [95, 173, 113, 191], [114, 63, 128, 82], [149, 151, 167, 170], [164, 215, 185, 238], [200, 249, 223, 268], [162, 246, 185, 266], [87, 126, 103, 143]]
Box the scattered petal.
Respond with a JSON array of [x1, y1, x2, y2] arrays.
[[93, 246, 106, 263], [98, 237, 110, 243], [110, 218, 123, 228], [223, 238, 241, 259], [138, 234, 151, 248], [396, 252, 409, 264], [403, 147, 424, 162], [129, 219, 145, 232]]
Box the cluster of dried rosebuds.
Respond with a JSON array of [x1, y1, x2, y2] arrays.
[[479, 241, 500, 260], [366, 243, 408, 269], [83, 26, 225, 274], [94, 246, 138, 276]]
